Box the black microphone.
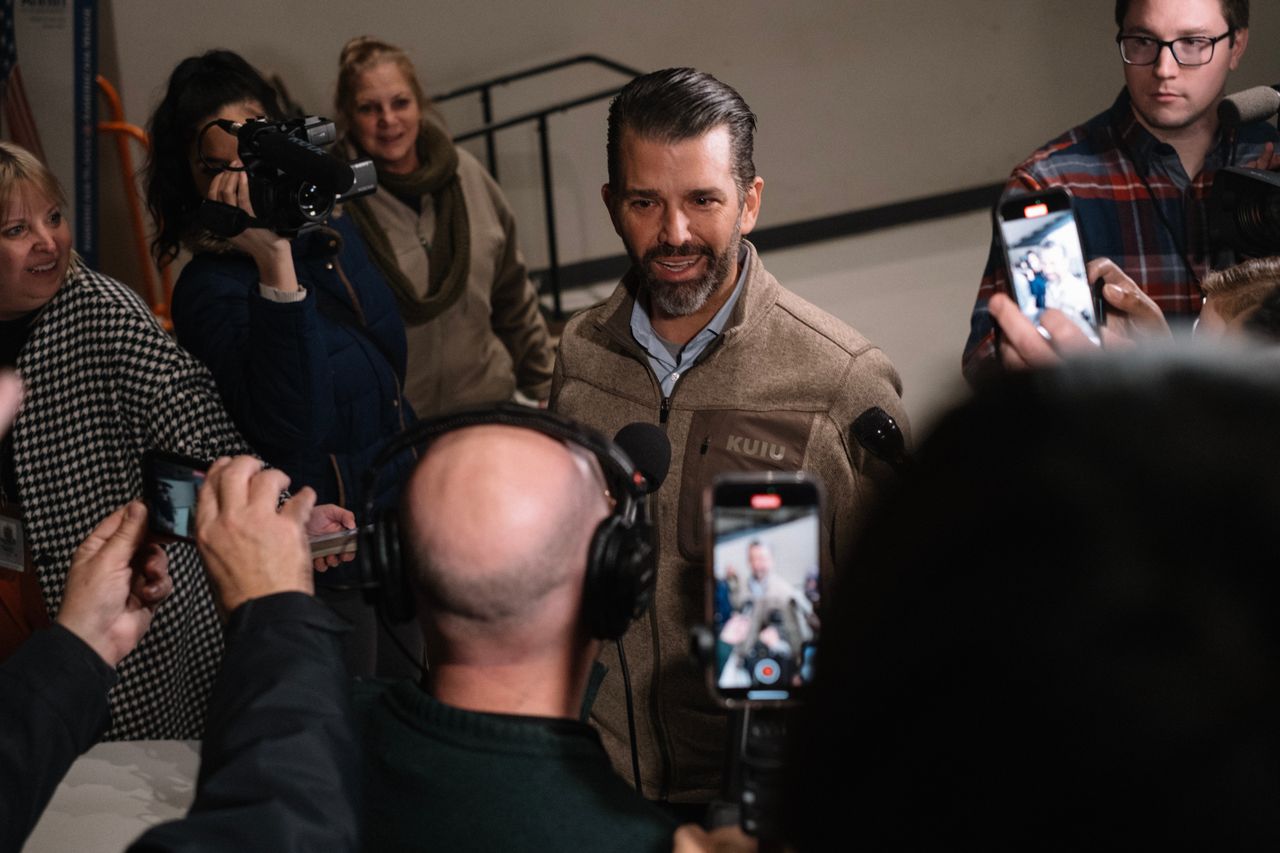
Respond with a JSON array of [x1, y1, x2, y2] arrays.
[[219, 119, 356, 193], [1218, 85, 1280, 128], [851, 406, 913, 475], [611, 421, 669, 802], [613, 423, 671, 494]]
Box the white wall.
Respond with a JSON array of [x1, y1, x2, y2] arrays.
[[98, 0, 1278, 273], [89, 0, 1279, 422]]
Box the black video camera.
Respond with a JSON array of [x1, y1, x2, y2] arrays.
[[197, 116, 377, 238], [1208, 166, 1280, 261]]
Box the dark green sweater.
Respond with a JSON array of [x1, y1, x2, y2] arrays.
[[352, 679, 677, 852]]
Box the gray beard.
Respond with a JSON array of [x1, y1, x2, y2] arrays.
[[640, 229, 740, 318]]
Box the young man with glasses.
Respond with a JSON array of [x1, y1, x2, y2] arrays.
[[962, 0, 1278, 380]]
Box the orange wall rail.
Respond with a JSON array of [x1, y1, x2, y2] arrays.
[[96, 75, 173, 327]]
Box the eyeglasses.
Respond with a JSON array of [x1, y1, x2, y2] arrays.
[[1116, 31, 1233, 66]]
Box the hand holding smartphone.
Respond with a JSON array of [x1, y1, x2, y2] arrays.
[[141, 450, 360, 558], [996, 187, 1101, 345]]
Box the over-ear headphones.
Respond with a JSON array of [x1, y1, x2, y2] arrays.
[[359, 403, 656, 640]]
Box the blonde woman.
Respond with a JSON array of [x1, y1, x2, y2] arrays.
[[0, 141, 249, 738], [335, 36, 554, 417]]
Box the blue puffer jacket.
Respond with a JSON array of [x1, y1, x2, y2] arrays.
[[173, 213, 416, 531]]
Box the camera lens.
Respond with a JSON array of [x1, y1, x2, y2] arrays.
[[296, 183, 331, 221]]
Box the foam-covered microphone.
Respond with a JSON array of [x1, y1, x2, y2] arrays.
[[1218, 85, 1280, 128], [613, 422, 671, 493], [851, 406, 914, 475]]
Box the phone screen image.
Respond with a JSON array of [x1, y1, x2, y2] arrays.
[[143, 452, 208, 542], [998, 190, 1100, 344], [710, 482, 820, 703]]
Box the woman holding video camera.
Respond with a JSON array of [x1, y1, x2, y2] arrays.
[[332, 36, 555, 418], [146, 50, 415, 515], [0, 140, 254, 739], [145, 50, 420, 676]]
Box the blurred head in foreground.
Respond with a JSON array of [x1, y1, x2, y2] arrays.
[[789, 351, 1280, 849]]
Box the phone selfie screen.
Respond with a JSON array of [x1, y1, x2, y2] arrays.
[[998, 192, 1099, 344], [710, 488, 820, 702], [145, 455, 206, 540]]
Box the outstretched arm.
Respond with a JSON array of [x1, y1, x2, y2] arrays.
[[129, 457, 359, 852], [0, 489, 172, 851]]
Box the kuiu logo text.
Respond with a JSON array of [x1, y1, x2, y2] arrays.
[[725, 435, 786, 462]]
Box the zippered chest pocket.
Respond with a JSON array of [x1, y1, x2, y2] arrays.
[[676, 408, 817, 563]]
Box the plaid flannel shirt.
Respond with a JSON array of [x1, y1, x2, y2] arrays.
[[963, 89, 1280, 382]]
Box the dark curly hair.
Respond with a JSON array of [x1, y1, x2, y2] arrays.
[[144, 50, 284, 267]]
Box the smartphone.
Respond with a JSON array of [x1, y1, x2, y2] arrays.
[[705, 471, 823, 706], [142, 450, 210, 543], [996, 187, 1101, 344], [310, 526, 363, 558], [143, 449, 364, 557]]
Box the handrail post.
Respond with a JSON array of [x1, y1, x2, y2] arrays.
[[428, 55, 642, 312], [536, 115, 562, 319], [95, 75, 173, 325], [480, 85, 498, 181]]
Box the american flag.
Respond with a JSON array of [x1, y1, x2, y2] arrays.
[[0, 0, 46, 160]]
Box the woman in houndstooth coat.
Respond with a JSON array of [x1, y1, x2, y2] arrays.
[[1, 141, 249, 739]]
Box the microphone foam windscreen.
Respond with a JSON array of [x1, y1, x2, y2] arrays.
[[1218, 86, 1280, 127], [613, 423, 671, 493]]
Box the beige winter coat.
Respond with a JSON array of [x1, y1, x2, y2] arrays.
[[353, 147, 554, 417], [551, 241, 909, 802]]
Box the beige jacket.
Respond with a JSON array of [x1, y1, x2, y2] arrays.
[[353, 147, 554, 417], [551, 241, 909, 802]]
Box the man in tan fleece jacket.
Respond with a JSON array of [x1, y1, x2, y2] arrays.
[[550, 67, 909, 814]]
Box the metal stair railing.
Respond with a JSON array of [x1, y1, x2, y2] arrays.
[[433, 55, 642, 318]]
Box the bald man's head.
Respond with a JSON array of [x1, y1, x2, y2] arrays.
[[400, 425, 612, 632]]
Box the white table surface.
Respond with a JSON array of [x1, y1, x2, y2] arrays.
[[23, 740, 199, 852]]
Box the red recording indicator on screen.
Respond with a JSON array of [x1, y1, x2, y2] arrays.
[[750, 493, 783, 509], [1023, 203, 1049, 218]]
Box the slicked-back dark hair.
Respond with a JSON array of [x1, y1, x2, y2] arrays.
[[144, 50, 285, 267], [606, 67, 757, 197], [1115, 0, 1249, 33]]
